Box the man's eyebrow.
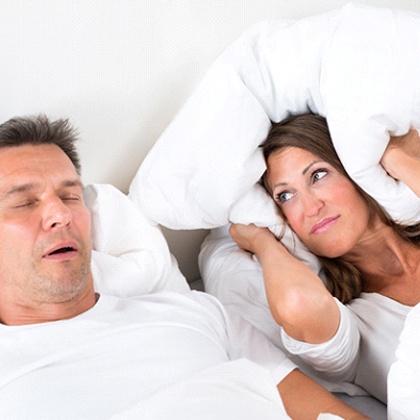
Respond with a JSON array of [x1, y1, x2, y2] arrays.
[[60, 179, 84, 189], [1, 179, 83, 199], [2, 183, 38, 198]]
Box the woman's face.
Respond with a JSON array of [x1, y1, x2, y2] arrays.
[[266, 146, 371, 258]]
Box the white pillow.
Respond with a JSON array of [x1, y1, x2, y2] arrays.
[[129, 10, 332, 229], [130, 3, 420, 236], [85, 183, 190, 296], [322, 4, 420, 224]]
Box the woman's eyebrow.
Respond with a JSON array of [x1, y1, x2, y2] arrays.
[[273, 181, 287, 189], [302, 160, 322, 175], [273, 160, 323, 189]]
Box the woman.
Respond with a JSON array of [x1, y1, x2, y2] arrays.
[[230, 113, 420, 404]]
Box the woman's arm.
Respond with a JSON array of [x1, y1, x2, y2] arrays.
[[380, 129, 420, 197], [279, 369, 369, 420], [229, 223, 340, 344]]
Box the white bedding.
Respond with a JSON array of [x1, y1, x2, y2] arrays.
[[85, 183, 190, 295], [130, 3, 420, 242], [387, 302, 420, 419]]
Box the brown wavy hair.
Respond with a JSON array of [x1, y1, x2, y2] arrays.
[[261, 113, 420, 303]]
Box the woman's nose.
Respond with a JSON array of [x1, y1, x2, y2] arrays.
[[302, 192, 324, 217]]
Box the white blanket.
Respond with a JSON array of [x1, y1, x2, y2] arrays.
[[130, 3, 420, 242]]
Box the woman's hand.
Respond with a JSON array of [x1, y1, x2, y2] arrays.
[[380, 129, 420, 197], [229, 223, 277, 255], [381, 129, 420, 178]]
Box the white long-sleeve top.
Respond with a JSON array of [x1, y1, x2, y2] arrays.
[[282, 293, 410, 404]]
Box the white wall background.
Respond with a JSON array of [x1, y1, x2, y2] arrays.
[[1, 0, 419, 281]]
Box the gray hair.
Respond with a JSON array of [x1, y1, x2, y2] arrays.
[[0, 114, 81, 174]]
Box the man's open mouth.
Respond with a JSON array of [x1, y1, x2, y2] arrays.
[[48, 247, 76, 255]]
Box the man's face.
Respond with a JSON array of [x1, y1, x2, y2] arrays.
[[0, 144, 92, 311]]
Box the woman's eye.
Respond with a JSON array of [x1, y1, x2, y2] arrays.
[[276, 191, 294, 204], [312, 169, 328, 183]]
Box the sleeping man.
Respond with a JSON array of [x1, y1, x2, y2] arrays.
[[0, 115, 368, 419]]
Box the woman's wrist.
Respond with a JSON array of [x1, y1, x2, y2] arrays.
[[252, 229, 279, 255], [381, 147, 409, 180]]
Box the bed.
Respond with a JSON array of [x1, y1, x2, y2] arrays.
[[2, 1, 420, 418]]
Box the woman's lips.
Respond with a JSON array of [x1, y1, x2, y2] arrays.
[[310, 216, 340, 235]]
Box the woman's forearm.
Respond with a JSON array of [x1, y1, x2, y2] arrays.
[[278, 369, 369, 420], [257, 238, 340, 344], [229, 223, 340, 344]]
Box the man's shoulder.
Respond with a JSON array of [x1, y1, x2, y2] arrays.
[[95, 291, 228, 326]]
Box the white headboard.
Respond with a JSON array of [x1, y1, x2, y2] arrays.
[[1, 0, 418, 282]]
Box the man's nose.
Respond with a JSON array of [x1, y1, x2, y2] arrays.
[[41, 198, 72, 230]]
